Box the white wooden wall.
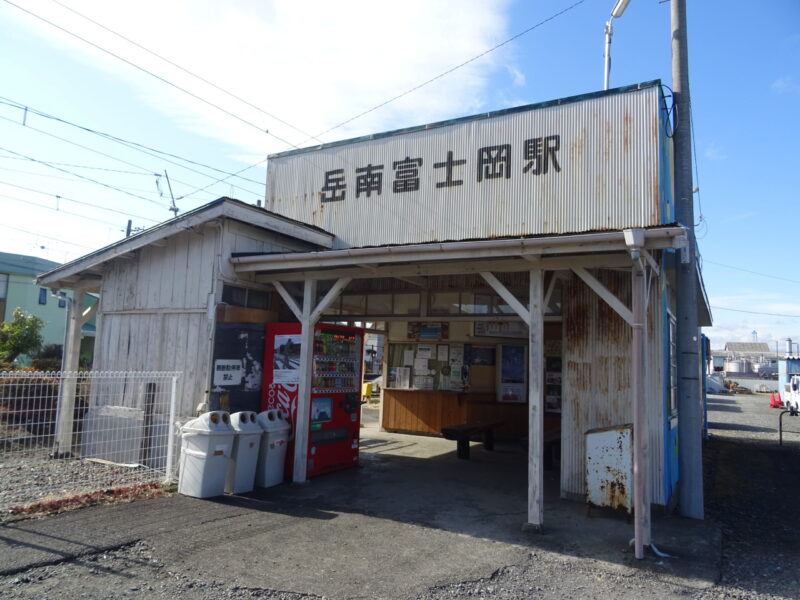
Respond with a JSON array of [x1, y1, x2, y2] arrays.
[[94, 220, 316, 417], [560, 269, 667, 505]]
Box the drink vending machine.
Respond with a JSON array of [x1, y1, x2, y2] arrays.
[[262, 322, 363, 479]]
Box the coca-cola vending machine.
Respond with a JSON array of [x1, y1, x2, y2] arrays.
[[262, 322, 363, 479]]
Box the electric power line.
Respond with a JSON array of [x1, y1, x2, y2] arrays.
[[0, 191, 127, 229], [0, 164, 161, 194], [0, 153, 154, 175], [0, 179, 158, 223], [711, 306, 800, 319], [0, 99, 265, 198], [0, 145, 166, 207], [301, 0, 588, 144], [177, 157, 268, 201], [704, 260, 800, 285], [0, 223, 95, 249], [47, 0, 323, 145], [2, 0, 307, 155]]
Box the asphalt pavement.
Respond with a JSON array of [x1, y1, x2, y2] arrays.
[[1, 405, 722, 598]]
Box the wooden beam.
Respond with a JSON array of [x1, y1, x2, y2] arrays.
[[572, 267, 634, 326], [543, 272, 558, 314], [79, 301, 98, 327], [272, 281, 302, 321], [480, 272, 530, 322], [310, 277, 352, 323], [641, 249, 660, 275], [526, 269, 545, 530], [254, 254, 633, 283], [292, 279, 317, 483], [631, 262, 650, 558]]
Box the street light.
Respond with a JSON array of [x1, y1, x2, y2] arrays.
[[603, 0, 632, 90]]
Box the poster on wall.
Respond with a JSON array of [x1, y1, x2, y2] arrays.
[[474, 321, 528, 338], [408, 322, 449, 341], [273, 334, 302, 384], [467, 345, 496, 366], [545, 356, 562, 413], [416, 346, 434, 359], [498, 344, 526, 403], [211, 323, 265, 413]]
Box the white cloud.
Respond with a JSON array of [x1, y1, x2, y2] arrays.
[[506, 65, 526, 87], [704, 141, 727, 161], [772, 75, 800, 94], [10, 0, 513, 158]]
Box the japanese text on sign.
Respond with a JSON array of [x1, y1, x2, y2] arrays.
[[319, 135, 562, 202]]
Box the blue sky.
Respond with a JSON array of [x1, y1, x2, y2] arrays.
[[0, 0, 798, 349]]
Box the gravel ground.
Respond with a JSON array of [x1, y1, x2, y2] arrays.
[[1, 393, 798, 599], [1, 419, 170, 513]]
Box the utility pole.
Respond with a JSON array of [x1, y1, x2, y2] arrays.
[[672, 0, 704, 519]]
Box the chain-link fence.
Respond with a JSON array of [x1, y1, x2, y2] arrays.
[[0, 371, 181, 512]]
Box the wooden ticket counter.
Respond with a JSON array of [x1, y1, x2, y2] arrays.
[[380, 322, 563, 440], [382, 390, 533, 437]]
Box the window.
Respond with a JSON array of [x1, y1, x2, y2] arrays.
[[393, 293, 420, 315], [58, 292, 67, 308], [0, 273, 7, 321], [221, 284, 271, 310], [39, 288, 48, 305], [429, 292, 459, 315], [366, 294, 392, 315], [460, 292, 490, 315], [340, 295, 366, 315]]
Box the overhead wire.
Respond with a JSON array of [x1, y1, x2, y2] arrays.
[[0, 145, 166, 207], [0, 190, 128, 229], [0, 153, 155, 176], [177, 157, 268, 201], [1, 0, 309, 156], [0, 223, 95, 250], [710, 306, 800, 319], [703, 260, 800, 286], [299, 0, 588, 145], [0, 164, 162, 194], [0, 180, 159, 223], [0, 98, 264, 197], [46, 0, 323, 145], [3, 0, 587, 210]]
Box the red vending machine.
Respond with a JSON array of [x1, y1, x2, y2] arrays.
[[262, 322, 363, 479]]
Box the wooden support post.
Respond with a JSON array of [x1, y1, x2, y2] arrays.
[[632, 262, 649, 558], [526, 268, 545, 530], [292, 279, 317, 483], [53, 291, 85, 458]]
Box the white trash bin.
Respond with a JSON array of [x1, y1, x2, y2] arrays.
[[225, 411, 262, 494], [255, 409, 291, 488], [178, 411, 235, 498]]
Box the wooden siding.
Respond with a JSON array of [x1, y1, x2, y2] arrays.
[[94, 220, 315, 417], [561, 270, 667, 504]]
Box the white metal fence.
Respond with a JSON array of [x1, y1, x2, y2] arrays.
[[0, 371, 181, 513]]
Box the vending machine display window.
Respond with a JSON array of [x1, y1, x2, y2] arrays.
[[312, 397, 333, 423]]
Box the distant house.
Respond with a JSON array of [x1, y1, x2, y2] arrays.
[[0, 251, 96, 364]]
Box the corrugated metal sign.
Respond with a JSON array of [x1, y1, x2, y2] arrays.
[[267, 82, 670, 249], [585, 423, 633, 513]]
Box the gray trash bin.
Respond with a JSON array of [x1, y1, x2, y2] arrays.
[[225, 411, 262, 494], [255, 409, 291, 488], [178, 411, 235, 498]]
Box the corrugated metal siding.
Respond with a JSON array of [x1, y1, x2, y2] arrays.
[[561, 269, 666, 504], [267, 86, 663, 248]]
